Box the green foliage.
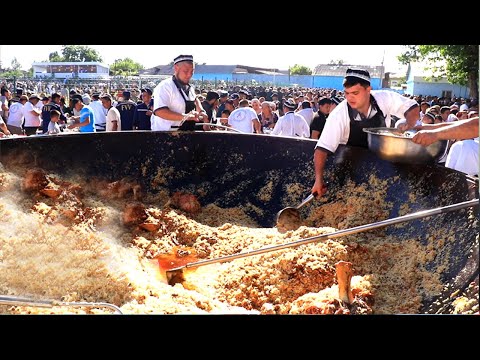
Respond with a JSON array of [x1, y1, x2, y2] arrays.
[[48, 51, 63, 62], [289, 64, 312, 75], [110, 58, 144, 76], [47, 45, 103, 62], [0, 58, 26, 78], [398, 45, 478, 97]]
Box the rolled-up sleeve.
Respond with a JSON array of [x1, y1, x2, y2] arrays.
[[153, 82, 173, 112], [315, 104, 350, 154]]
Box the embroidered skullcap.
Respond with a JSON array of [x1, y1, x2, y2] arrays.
[[173, 54, 194, 65], [345, 68, 371, 84]]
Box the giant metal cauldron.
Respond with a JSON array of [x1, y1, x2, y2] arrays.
[[0, 131, 478, 314]]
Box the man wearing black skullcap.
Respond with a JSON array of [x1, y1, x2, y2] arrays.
[[311, 68, 420, 198], [270, 99, 310, 138], [116, 90, 137, 131], [152, 54, 209, 131]]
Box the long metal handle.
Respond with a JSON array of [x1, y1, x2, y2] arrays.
[[296, 193, 315, 209], [180, 199, 478, 270], [0, 295, 53, 308], [195, 123, 243, 133], [0, 295, 123, 314]]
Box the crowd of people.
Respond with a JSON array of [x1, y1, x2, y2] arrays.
[[0, 56, 478, 177]]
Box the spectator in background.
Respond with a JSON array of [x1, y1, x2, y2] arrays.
[[201, 90, 220, 124], [47, 110, 62, 134], [230, 93, 240, 109], [310, 97, 332, 139], [90, 92, 107, 131], [133, 88, 153, 130], [23, 94, 43, 135], [296, 100, 314, 126], [68, 97, 95, 133], [60, 97, 71, 116], [422, 112, 436, 125], [41, 93, 67, 134], [224, 99, 235, 113], [258, 101, 278, 132], [251, 98, 262, 116], [216, 91, 229, 120], [101, 94, 121, 132], [228, 99, 261, 134], [419, 101, 429, 120], [271, 99, 310, 138], [116, 90, 137, 131], [6, 95, 28, 135]]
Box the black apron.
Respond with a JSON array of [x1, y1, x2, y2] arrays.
[[172, 76, 196, 131], [347, 95, 386, 148]]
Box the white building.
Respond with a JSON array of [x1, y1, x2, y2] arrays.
[[405, 63, 469, 98], [32, 62, 110, 79]]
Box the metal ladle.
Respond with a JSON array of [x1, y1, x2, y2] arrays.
[[276, 193, 316, 233]]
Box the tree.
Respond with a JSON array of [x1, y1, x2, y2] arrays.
[[110, 58, 144, 76], [46, 45, 103, 62], [48, 51, 63, 62], [398, 45, 478, 98], [0, 58, 24, 78], [289, 64, 312, 75], [11, 57, 22, 71]]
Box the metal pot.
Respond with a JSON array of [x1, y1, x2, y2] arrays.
[[363, 127, 448, 164], [0, 132, 477, 313]]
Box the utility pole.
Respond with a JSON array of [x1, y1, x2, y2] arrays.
[[380, 49, 386, 89]]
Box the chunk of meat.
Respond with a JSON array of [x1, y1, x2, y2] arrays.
[[123, 202, 148, 226], [170, 192, 201, 214], [23, 169, 49, 192]]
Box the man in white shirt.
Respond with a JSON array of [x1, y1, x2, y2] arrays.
[[228, 99, 261, 133], [6, 95, 28, 135], [90, 93, 107, 131], [296, 100, 315, 126], [23, 94, 43, 135], [311, 68, 420, 197], [101, 94, 121, 131], [271, 99, 310, 138], [152, 54, 209, 131]]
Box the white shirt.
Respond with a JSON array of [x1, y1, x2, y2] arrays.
[[106, 106, 121, 131], [23, 101, 42, 127], [228, 107, 259, 133], [151, 77, 195, 131], [296, 108, 315, 126], [445, 139, 479, 175], [316, 90, 419, 153], [446, 114, 458, 123], [7, 102, 25, 128], [48, 121, 61, 134], [89, 100, 107, 129], [271, 111, 310, 138]]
